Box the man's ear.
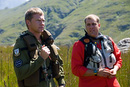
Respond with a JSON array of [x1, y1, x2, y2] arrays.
[[98, 23, 100, 27], [26, 20, 30, 25]]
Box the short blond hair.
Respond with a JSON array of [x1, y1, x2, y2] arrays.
[[84, 14, 100, 24], [25, 7, 44, 21]]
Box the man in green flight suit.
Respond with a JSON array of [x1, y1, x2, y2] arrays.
[[13, 7, 65, 87]]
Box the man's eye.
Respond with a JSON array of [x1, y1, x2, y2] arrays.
[[92, 23, 97, 26], [37, 20, 41, 21], [87, 24, 91, 26]]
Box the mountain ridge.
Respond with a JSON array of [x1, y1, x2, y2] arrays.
[[0, 0, 130, 46]]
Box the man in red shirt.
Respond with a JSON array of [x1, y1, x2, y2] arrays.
[[71, 14, 122, 87]]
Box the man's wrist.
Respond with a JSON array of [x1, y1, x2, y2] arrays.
[[94, 69, 98, 76]]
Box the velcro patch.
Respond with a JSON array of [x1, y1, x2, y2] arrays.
[[14, 48, 20, 57], [84, 39, 90, 43], [14, 59, 23, 68]]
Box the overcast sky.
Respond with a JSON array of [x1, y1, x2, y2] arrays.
[[0, 0, 29, 9]]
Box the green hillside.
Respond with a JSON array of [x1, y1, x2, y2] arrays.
[[0, 0, 130, 45]]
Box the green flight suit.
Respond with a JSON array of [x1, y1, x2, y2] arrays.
[[13, 30, 65, 87]]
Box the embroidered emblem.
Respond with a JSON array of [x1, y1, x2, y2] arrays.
[[84, 39, 90, 43], [14, 59, 23, 68], [14, 48, 20, 57]]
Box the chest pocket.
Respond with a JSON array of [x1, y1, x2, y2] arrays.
[[101, 40, 116, 69]]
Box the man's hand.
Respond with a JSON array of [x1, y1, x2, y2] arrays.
[[108, 66, 119, 79], [97, 68, 111, 78], [108, 69, 116, 79], [40, 45, 50, 60]]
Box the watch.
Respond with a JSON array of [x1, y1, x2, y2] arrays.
[[94, 69, 98, 76]]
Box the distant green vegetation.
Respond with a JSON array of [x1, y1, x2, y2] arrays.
[[0, 46, 130, 87], [0, 46, 18, 86], [0, 0, 130, 45]]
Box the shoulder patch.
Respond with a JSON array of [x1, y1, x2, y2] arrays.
[[14, 59, 23, 68], [84, 39, 90, 43], [14, 48, 20, 57]]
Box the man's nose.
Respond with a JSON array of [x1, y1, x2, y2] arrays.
[[41, 21, 45, 25], [90, 24, 94, 28]]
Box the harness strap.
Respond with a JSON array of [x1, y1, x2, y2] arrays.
[[80, 34, 114, 69], [20, 47, 28, 51], [44, 36, 53, 43], [80, 36, 91, 67], [21, 30, 61, 78]]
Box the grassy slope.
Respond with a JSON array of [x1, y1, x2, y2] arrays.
[[55, 0, 130, 45], [0, 0, 130, 45]]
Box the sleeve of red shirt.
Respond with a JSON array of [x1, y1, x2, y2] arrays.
[[109, 37, 122, 69], [71, 41, 88, 77]]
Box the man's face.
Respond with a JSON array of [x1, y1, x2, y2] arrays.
[[85, 18, 100, 37], [27, 14, 45, 34]]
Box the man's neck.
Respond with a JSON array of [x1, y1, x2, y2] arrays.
[[34, 33, 41, 40], [28, 30, 41, 40], [34, 33, 42, 43]]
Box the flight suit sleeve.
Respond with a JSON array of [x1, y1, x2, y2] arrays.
[[13, 37, 44, 81], [71, 41, 88, 77], [109, 37, 122, 69], [56, 55, 65, 86]]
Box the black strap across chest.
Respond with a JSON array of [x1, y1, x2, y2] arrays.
[[79, 34, 114, 67]]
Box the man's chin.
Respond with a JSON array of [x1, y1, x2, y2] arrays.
[[89, 34, 97, 38], [39, 29, 44, 33]]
